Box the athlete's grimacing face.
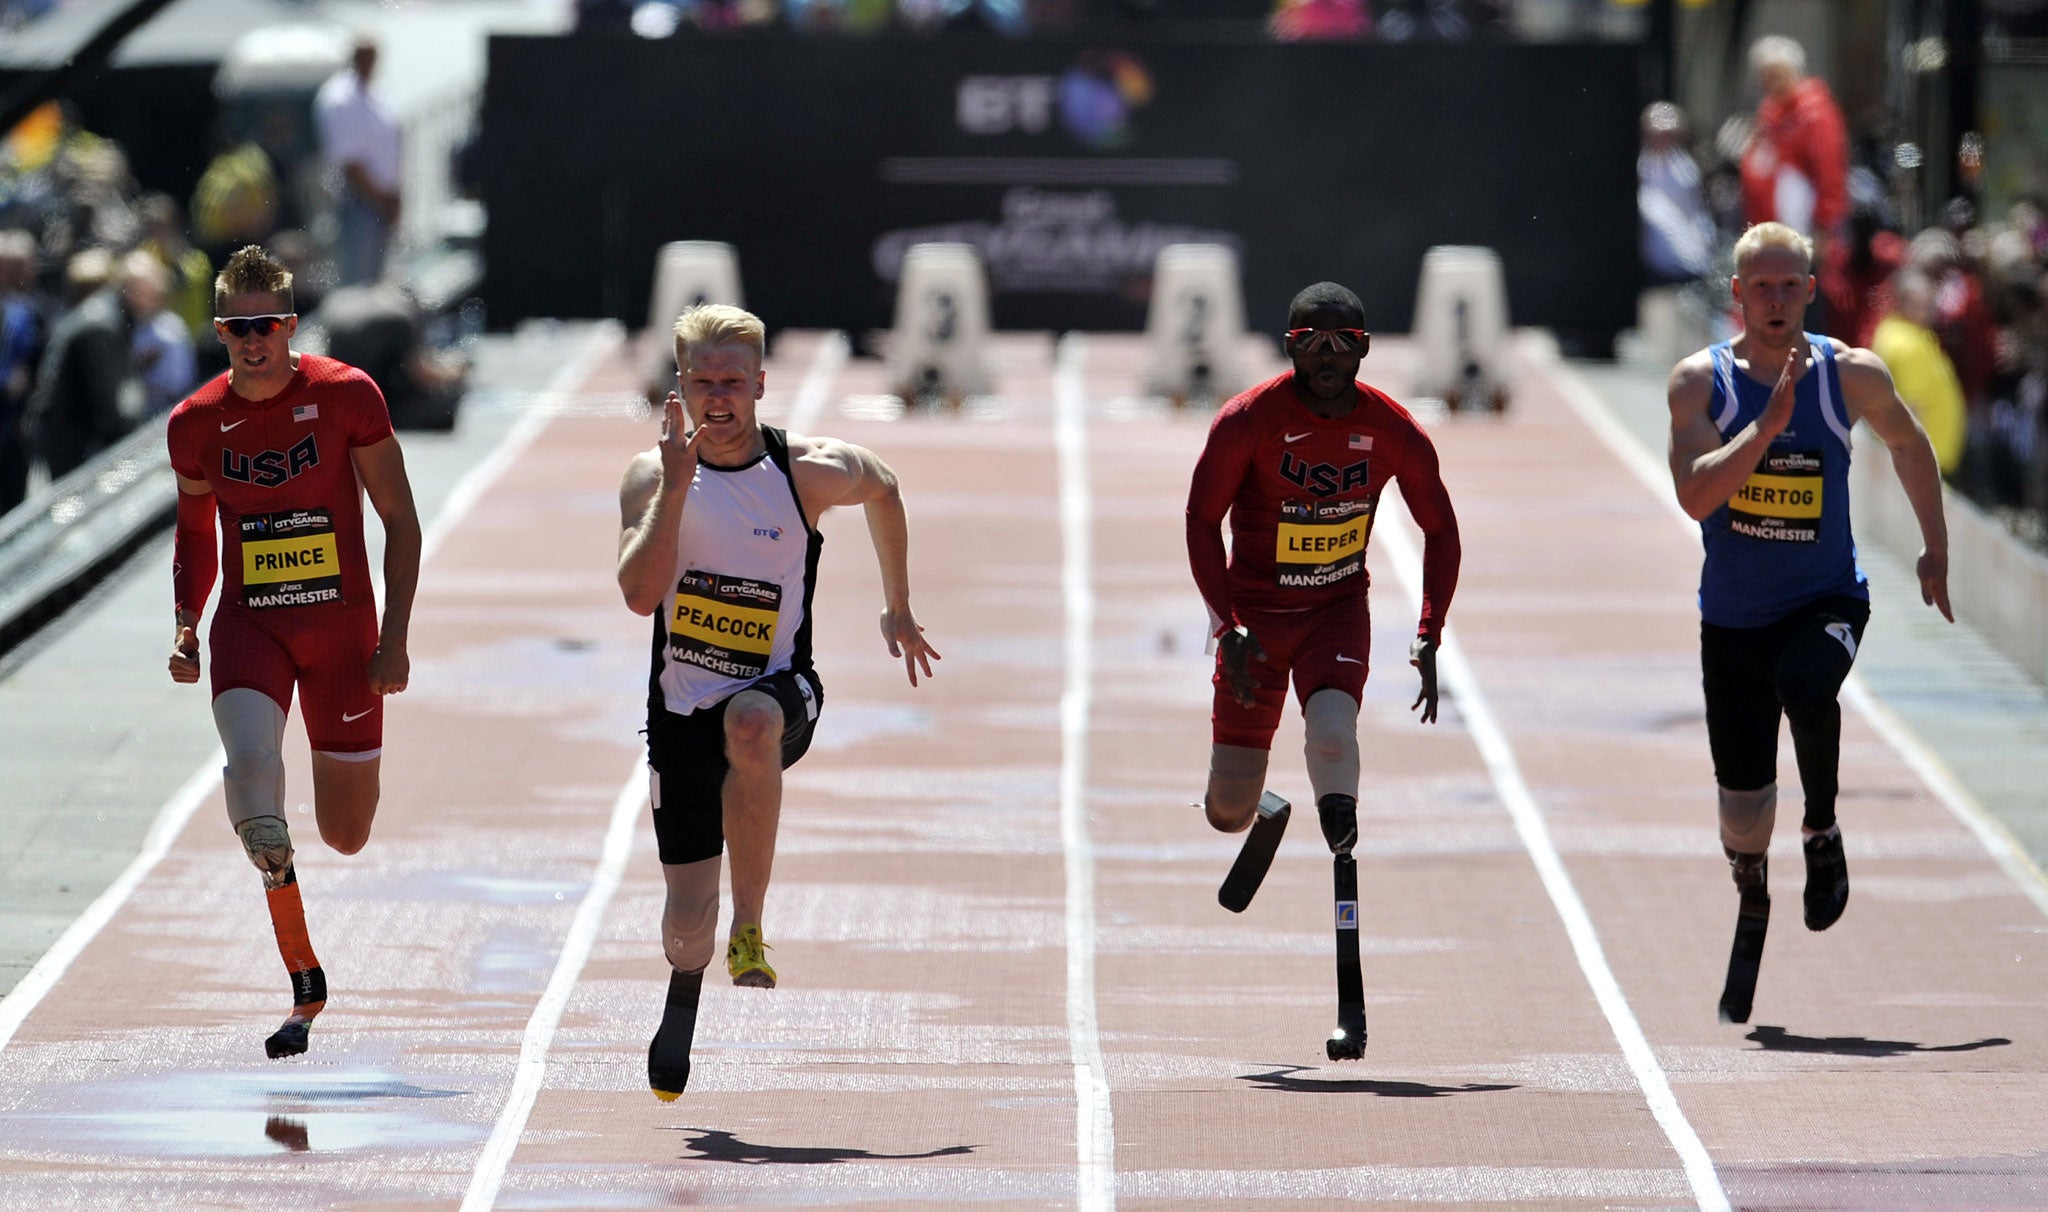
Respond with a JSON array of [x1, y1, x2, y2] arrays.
[[1732, 246, 1813, 347], [215, 290, 297, 387], [1286, 304, 1368, 403], [677, 342, 765, 438]]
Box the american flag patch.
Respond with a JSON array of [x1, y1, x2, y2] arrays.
[[294, 404, 318, 422], [1349, 434, 1372, 450]]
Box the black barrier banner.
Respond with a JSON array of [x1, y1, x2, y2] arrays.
[[482, 35, 1638, 341]]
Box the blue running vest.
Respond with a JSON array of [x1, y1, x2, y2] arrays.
[[1697, 335, 1868, 628]]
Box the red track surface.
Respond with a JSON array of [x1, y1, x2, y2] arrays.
[[1, 332, 2043, 1210]]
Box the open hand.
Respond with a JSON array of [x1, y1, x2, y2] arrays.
[[881, 606, 941, 686], [1409, 636, 1440, 724]]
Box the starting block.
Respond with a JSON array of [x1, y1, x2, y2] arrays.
[[1143, 243, 1245, 408], [643, 240, 744, 396], [887, 242, 993, 407], [1410, 245, 1512, 413]]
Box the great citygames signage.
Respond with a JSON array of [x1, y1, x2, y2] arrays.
[[481, 35, 1637, 339]]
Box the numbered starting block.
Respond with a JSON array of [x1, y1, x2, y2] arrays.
[[887, 242, 993, 408], [642, 240, 744, 398], [1411, 245, 1512, 413], [1143, 243, 1246, 409]]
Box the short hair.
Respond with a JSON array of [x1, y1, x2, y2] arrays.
[[214, 244, 295, 314], [1287, 281, 1364, 328], [673, 303, 765, 369], [1748, 35, 1806, 79], [1732, 222, 1813, 273]]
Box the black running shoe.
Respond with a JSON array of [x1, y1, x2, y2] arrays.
[[265, 1019, 311, 1059], [1803, 826, 1849, 931]]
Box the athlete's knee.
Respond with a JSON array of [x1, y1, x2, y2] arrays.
[[1205, 787, 1259, 832], [1205, 744, 1268, 832], [661, 857, 722, 974], [1718, 783, 1777, 857], [723, 694, 784, 766], [1302, 691, 1359, 766], [319, 817, 372, 856]]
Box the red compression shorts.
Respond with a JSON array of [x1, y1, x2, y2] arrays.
[[209, 603, 383, 754], [1211, 595, 1371, 750]]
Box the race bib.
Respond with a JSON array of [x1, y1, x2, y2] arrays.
[[1275, 499, 1372, 589], [1730, 448, 1822, 543], [670, 570, 780, 680], [240, 508, 341, 608]]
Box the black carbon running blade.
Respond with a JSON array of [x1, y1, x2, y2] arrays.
[[1327, 853, 1366, 1060], [1218, 792, 1290, 913], [1718, 891, 1770, 1024]]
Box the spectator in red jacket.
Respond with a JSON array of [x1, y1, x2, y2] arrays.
[[1740, 36, 1850, 264]]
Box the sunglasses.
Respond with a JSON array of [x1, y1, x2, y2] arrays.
[[1286, 327, 1370, 354], [214, 314, 294, 338]]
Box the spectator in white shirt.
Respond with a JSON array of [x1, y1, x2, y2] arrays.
[[315, 35, 402, 287]]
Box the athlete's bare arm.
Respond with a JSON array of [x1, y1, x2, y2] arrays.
[[617, 393, 703, 617], [789, 433, 940, 686], [1668, 348, 1800, 520], [1835, 343, 1954, 621], [169, 471, 213, 683], [353, 436, 422, 694]]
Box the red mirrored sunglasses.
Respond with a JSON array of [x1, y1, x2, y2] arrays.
[[214, 314, 293, 338], [1285, 327, 1369, 354]]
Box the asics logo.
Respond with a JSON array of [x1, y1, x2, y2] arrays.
[[1284, 431, 1311, 443], [220, 419, 247, 431], [1823, 620, 1858, 660], [342, 708, 374, 722], [1335, 654, 1362, 665]]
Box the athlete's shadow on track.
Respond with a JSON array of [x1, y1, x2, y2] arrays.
[[1239, 1066, 1518, 1097], [1746, 1025, 2012, 1057], [668, 1128, 979, 1165]]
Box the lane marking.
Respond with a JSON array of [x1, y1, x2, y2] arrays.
[[1375, 503, 1732, 1212], [460, 761, 646, 1212], [1545, 354, 2048, 920], [785, 330, 850, 434], [1054, 332, 1115, 1211], [0, 324, 623, 1057]]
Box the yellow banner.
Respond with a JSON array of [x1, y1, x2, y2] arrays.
[[1275, 517, 1368, 563], [671, 596, 778, 655], [1734, 473, 1823, 519], [243, 533, 340, 584]]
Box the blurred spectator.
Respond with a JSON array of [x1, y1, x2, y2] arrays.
[[316, 282, 469, 430], [136, 193, 214, 343], [1910, 227, 2000, 410], [1739, 36, 1848, 264], [1269, 0, 1369, 40], [1871, 267, 1967, 477], [131, 275, 195, 417], [191, 142, 282, 261], [60, 245, 114, 305], [1639, 101, 1714, 285], [1819, 207, 1906, 348], [0, 228, 42, 512], [315, 34, 403, 286], [24, 250, 162, 479]]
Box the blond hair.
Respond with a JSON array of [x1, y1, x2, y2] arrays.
[[1733, 222, 1813, 273], [213, 244, 294, 313], [673, 303, 765, 370]]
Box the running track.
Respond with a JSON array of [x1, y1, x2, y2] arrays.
[[0, 329, 2044, 1210]]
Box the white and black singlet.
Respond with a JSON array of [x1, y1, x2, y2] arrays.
[[647, 427, 821, 716]]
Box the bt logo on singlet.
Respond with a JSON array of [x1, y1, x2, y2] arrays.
[[221, 434, 319, 488], [1279, 451, 1369, 498]]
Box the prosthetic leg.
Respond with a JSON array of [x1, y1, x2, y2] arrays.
[[215, 689, 326, 1057]]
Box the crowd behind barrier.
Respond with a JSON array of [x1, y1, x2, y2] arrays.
[[1641, 91, 2048, 554]]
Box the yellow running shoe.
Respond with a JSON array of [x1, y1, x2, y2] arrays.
[[726, 923, 776, 988]]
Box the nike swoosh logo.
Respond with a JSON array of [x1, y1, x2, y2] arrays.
[[342, 708, 374, 722], [220, 419, 246, 431], [1335, 654, 1362, 664], [1284, 431, 1311, 443]]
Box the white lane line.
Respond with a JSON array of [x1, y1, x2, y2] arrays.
[[0, 324, 622, 1058], [460, 761, 646, 1212], [1545, 355, 2048, 921], [1375, 504, 1733, 1212], [785, 330, 850, 434], [1054, 333, 1116, 1211]]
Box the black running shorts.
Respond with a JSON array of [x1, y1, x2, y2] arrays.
[[645, 667, 823, 865]]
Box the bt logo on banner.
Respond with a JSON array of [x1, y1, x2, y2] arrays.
[[956, 76, 1056, 135]]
